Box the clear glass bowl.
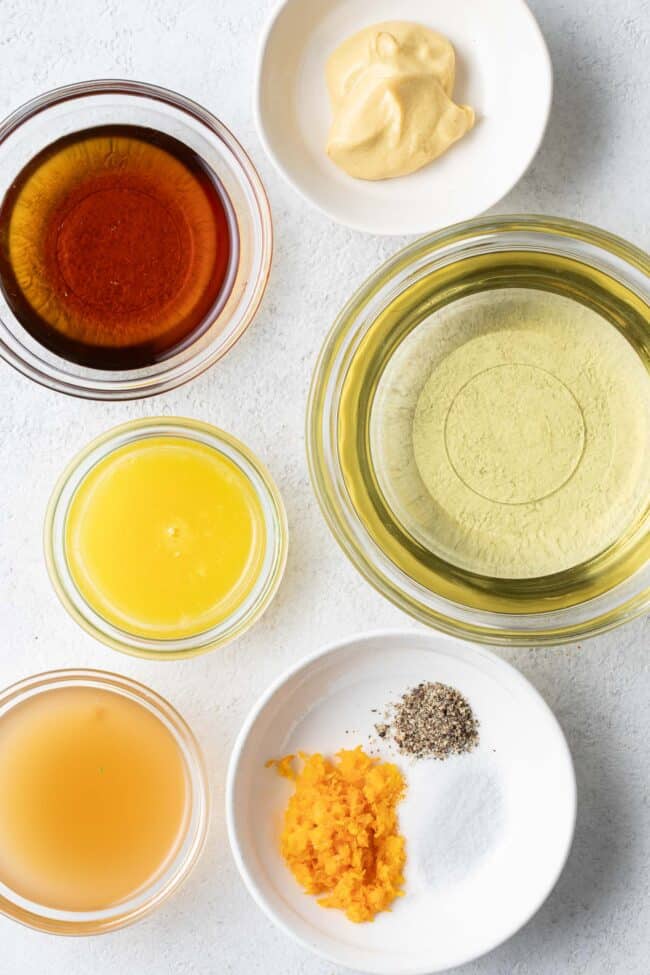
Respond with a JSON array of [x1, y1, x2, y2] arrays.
[[45, 417, 288, 658], [0, 80, 272, 399], [0, 668, 209, 934], [307, 215, 650, 646]]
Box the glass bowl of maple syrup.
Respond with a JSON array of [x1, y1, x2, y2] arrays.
[[0, 80, 272, 399]]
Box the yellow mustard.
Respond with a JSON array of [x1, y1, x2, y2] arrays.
[[326, 21, 475, 180]]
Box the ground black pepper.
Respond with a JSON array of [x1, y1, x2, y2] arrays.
[[376, 682, 479, 760]]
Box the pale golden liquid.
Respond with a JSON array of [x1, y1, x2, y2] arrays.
[[0, 686, 190, 911], [337, 251, 650, 614]]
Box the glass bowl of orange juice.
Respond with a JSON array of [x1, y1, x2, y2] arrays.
[[0, 668, 208, 934], [45, 417, 288, 659]]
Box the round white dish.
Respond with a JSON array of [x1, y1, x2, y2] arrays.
[[255, 0, 552, 235], [226, 630, 576, 974]]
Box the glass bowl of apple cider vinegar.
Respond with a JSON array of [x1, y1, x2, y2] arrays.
[[0, 669, 208, 934], [45, 417, 288, 660]]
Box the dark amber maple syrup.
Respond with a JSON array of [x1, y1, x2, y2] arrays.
[[0, 125, 237, 369]]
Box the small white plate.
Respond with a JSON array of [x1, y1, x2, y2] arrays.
[[227, 630, 576, 974], [256, 0, 552, 235]]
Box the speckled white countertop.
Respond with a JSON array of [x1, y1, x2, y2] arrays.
[[0, 1, 648, 973]]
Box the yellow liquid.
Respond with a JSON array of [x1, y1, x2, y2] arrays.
[[65, 436, 266, 639], [336, 251, 650, 615], [0, 685, 189, 911]]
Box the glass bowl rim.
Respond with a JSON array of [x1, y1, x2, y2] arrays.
[[0, 667, 209, 935], [307, 213, 650, 646], [0, 78, 273, 400], [44, 416, 289, 659]]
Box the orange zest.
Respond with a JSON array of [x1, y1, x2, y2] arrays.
[[267, 746, 406, 922]]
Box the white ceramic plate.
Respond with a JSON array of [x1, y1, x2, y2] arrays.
[[256, 0, 552, 235], [227, 630, 576, 974]]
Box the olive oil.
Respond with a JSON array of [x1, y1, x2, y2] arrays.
[[337, 250, 650, 614]]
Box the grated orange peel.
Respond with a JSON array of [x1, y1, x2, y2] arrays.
[[267, 746, 406, 922]]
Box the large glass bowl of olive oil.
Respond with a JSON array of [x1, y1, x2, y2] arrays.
[[307, 215, 650, 646]]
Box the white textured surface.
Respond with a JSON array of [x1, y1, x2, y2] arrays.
[[0, 1, 647, 973]]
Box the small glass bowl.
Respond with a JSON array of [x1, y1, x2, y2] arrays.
[[45, 417, 288, 659], [0, 80, 272, 399], [307, 215, 650, 646], [0, 668, 209, 935]]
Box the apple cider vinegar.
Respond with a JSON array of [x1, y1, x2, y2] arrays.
[[0, 683, 190, 912]]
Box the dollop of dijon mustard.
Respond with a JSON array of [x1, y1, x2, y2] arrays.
[[326, 22, 475, 180]]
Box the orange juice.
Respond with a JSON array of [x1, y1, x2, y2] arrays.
[[64, 436, 267, 639], [0, 684, 189, 911]]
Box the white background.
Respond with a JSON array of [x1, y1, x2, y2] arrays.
[[0, 1, 648, 973]]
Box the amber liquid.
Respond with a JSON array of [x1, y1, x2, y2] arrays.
[[0, 685, 190, 911], [0, 125, 236, 369]]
